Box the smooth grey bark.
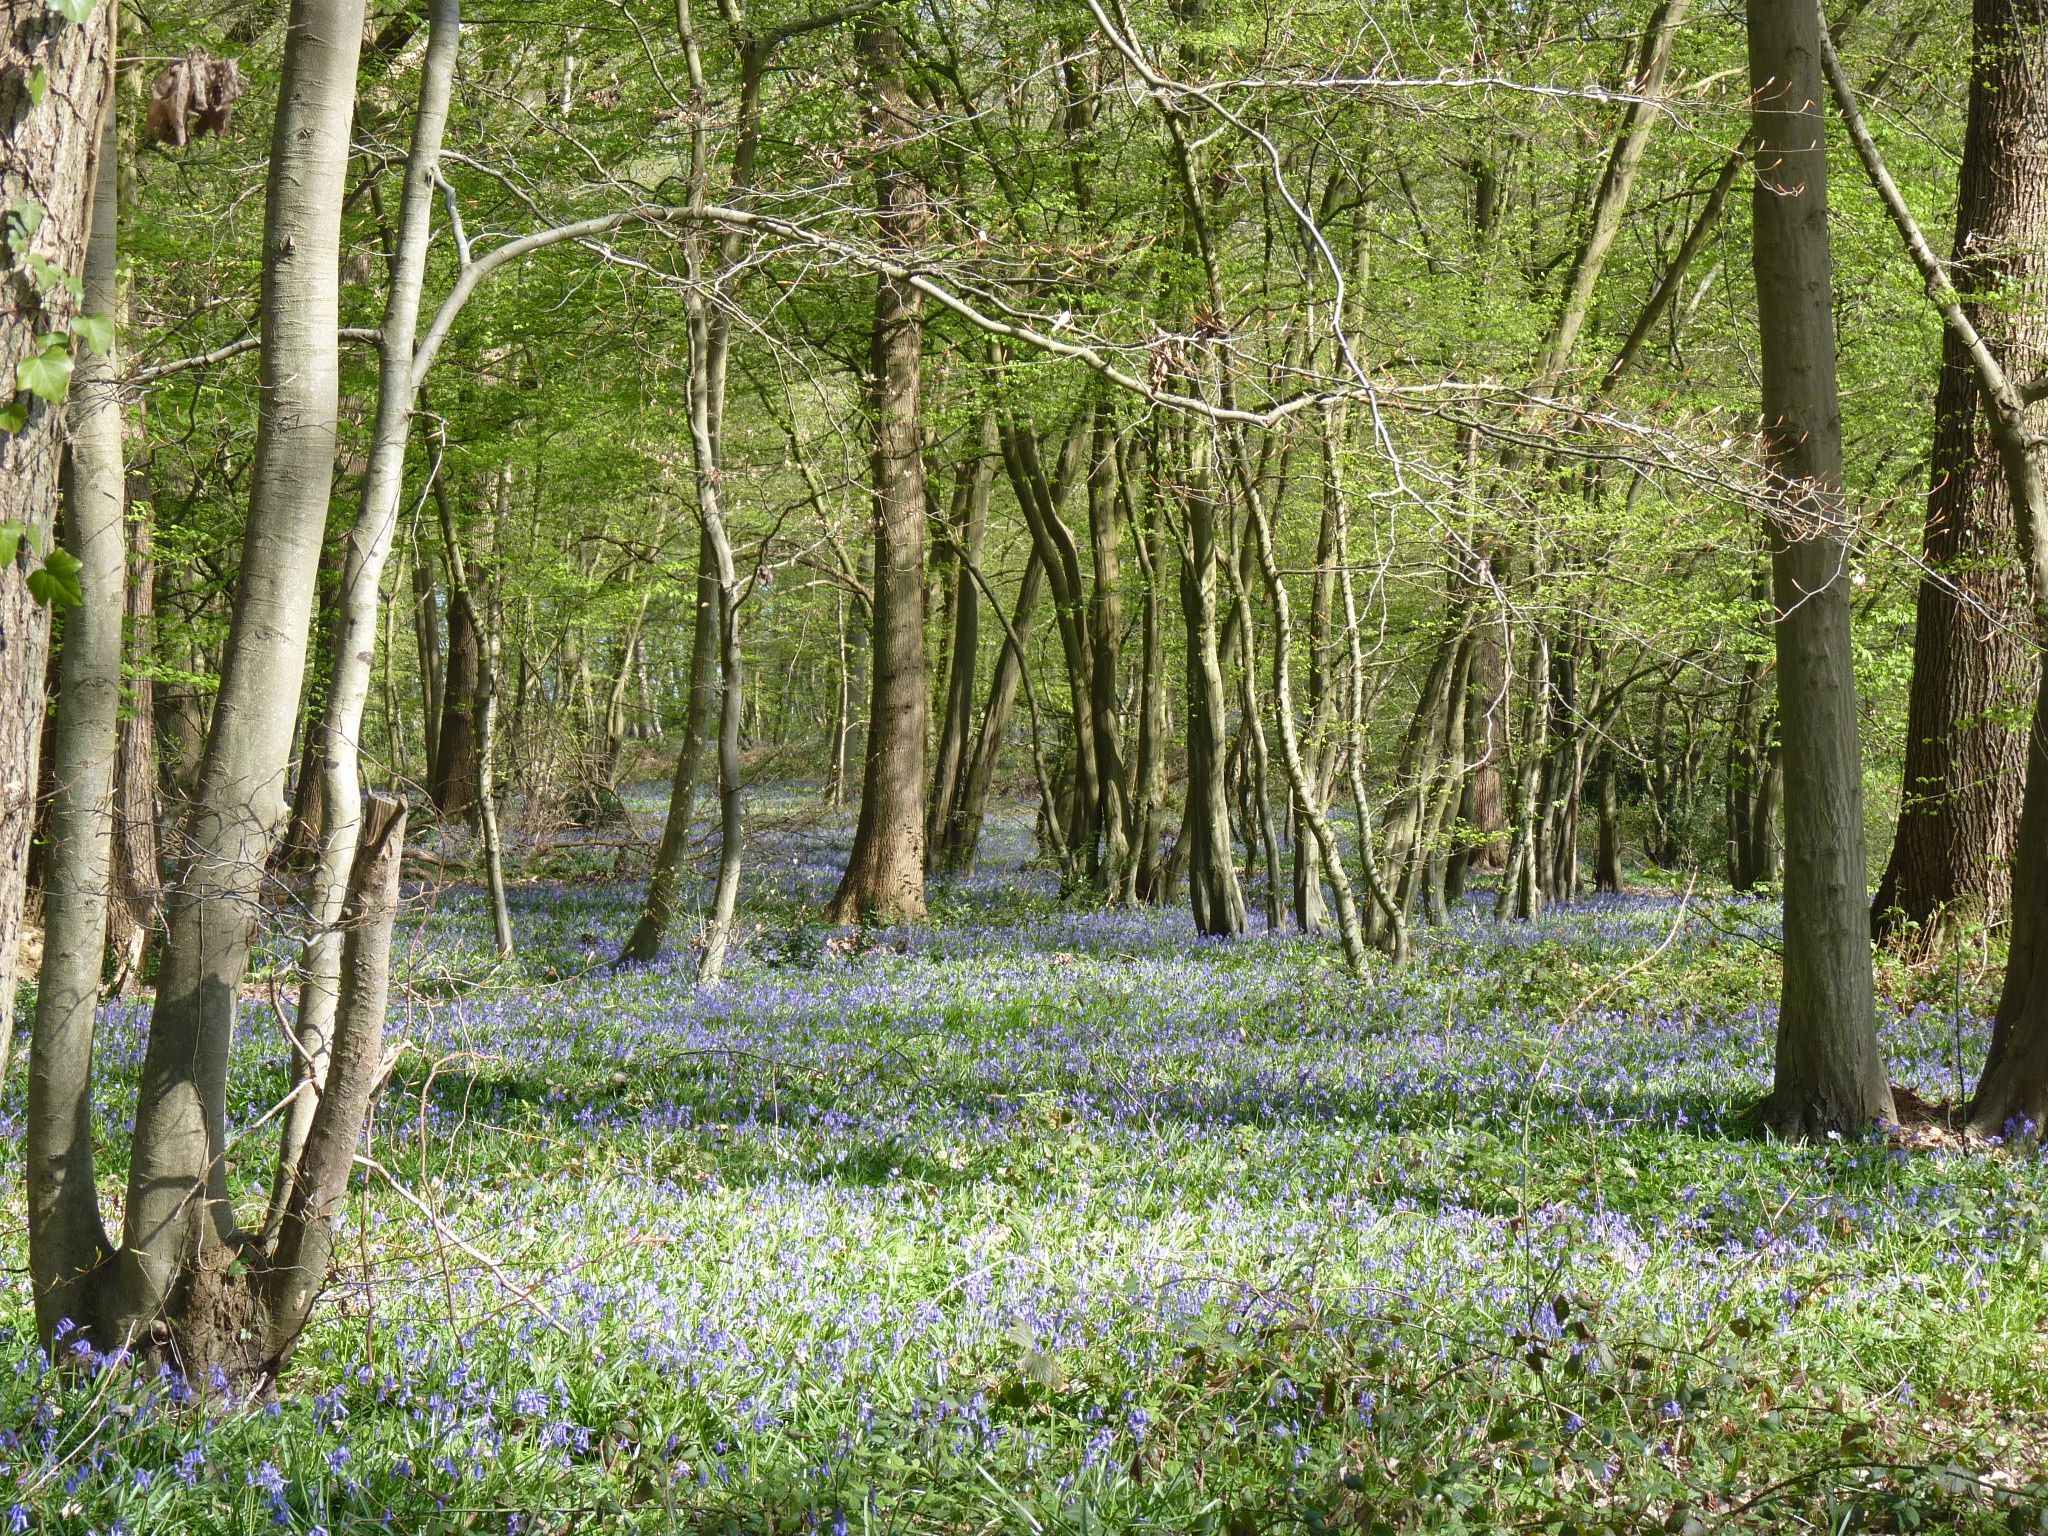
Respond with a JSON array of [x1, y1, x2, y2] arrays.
[[474, 581, 514, 959], [106, 0, 369, 1350], [678, 5, 746, 984], [27, 120, 124, 1343], [1084, 405, 1132, 893], [270, 0, 459, 1235], [1126, 441, 1168, 902], [1748, 0, 1893, 1137], [263, 793, 405, 1365], [109, 486, 159, 992]]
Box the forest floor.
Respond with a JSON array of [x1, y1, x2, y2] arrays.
[[4, 799, 2048, 1534]]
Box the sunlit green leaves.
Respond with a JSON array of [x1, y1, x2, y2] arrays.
[[28, 545, 82, 608], [15, 334, 72, 402], [70, 311, 113, 356]]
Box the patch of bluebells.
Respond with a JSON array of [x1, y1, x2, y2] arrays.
[[0, 805, 2044, 1530]]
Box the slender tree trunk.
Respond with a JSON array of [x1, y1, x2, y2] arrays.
[[1870, 0, 2043, 950], [26, 119, 123, 1341], [432, 495, 481, 823], [825, 20, 929, 926], [262, 793, 406, 1368], [413, 547, 442, 777], [623, 528, 718, 961], [109, 490, 159, 991], [927, 417, 995, 866], [104, 0, 369, 1354], [1128, 446, 1168, 902], [1228, 538, 1284, 930], [1085, 404, 1132, 892], [474, 579, 513, 959], [601, 593, 651, 783], [1237, 452, 1371, 970], [938, 551, 1045, 872], [0, 0, 114, 1077], [1002, 415, 1102, 877], [268, 0, 459, 1232], [828, 588, 851, 806], [1594, 747, 1624, 893], [1748, 0, 1893, 1136], [1534, 0, 1694, 379], [1177, 452, 1248, 938]]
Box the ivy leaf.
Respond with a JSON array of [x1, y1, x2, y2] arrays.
[[28, 546, 82, 608], [0, 523, 23, 567], [44, 0, 98, 22], [70, 312, 112, 357], [16, 337, 72, 403], [6, 197, 45, 249], [27, 67, 47, 107], [0, 401, 26, 435]]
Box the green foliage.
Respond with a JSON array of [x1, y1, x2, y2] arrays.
[[14, 333, 72, 403], [28, 544, 82, 608]]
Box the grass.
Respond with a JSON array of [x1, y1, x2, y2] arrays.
[[3, 801, 2047, 1534]]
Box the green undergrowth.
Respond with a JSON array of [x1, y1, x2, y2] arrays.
[[2, 844, 2046, 1534]]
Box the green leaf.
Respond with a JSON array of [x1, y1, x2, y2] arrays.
[[7, 197, 45, 244], [27, 67, 47, 107], [28, 546, 82, 608], [0, 401, 26, 434], [0, 523, 23, 566], [44, 0, 98, 22], [16, 338, 72, 403], [70, 312, 112, 357]]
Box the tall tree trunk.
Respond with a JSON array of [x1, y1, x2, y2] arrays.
[[937, 551, 1045, 872], [927, 416, 995, 867], [1236, 451, 1371, 970], [1748, 0, 1894, 1136], [1227, 535, 1284, 931], [102, 0, 369, 1355], [1085, 403, 1132, 893], [413, 546, 443, 777], [1594, 747, 1623, 893], [109, 484, 159, 991], [432, 491, 481, 824], [623, 528, 717, 961], [1177, 444, 1248, 938], [26, 117, 123, 1340], [824, 19, 929, 926], [1127, 444, 1168, 902], [0, 0, 114, 1077], [1002, 414, 1101, 877], [268, 0, 459, 1234], [1870, 0, 2043, 950]]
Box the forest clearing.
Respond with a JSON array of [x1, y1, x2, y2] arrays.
[[9, 0, 2048, 1528]]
